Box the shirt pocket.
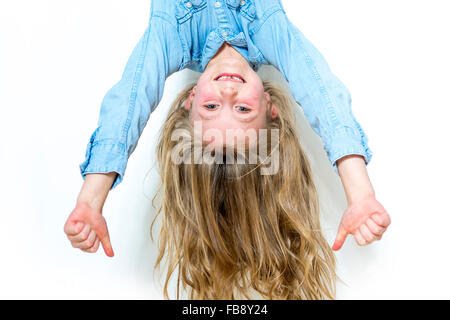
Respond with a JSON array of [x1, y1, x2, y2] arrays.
[[175, 0, 207, 23], [226, 0, 256, 22]]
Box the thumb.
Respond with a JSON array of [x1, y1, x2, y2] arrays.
[[93, 220, 114, 257], [332, 224, 348, 251]]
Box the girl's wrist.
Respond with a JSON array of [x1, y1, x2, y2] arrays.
[[336, 155, 375, 205], [347, 188, 376, 205], [76, 172, 117, 211]]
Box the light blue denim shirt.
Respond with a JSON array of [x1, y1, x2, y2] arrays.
[[79, 0, 372, 189]]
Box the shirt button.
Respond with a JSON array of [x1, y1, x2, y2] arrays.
[[240, 0, 246, 5], [222, 31, 228, 37], [186, 2, 192, 8], [215, 2, 222, 8]]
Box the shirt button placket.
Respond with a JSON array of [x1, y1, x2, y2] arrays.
[[215, 0, 231, 40]]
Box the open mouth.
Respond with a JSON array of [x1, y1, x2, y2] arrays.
[[214, 73, 246, 83]]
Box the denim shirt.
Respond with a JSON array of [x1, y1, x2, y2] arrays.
[[79, 0, 372, 189]]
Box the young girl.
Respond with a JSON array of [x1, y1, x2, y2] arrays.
[[64, 0, 391, 298], [154, 78, 340, 299]]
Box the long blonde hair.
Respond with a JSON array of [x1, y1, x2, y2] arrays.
[[152, 81, 336, 299]]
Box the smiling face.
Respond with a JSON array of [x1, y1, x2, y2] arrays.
[[184, 55, 277, 148]]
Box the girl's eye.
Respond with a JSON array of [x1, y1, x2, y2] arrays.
[[204, 104, 218, 110], [237, 106, 250, 112]]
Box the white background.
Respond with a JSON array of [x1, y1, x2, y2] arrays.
[[1, 0, 449, 299]]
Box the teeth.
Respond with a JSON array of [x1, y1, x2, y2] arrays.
[[217, 75, 244, 82]]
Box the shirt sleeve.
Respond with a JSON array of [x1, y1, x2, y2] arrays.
[[252, 10, 372, 173], [79, 15, 183, 189]]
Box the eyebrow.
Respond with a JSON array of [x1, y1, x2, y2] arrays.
[[199, 113, 220, 120], [199, 112, 258, 123]]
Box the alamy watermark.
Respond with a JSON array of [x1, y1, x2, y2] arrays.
[[170, 121, 280, 175]]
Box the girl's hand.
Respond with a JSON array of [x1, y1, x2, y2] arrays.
[[333, 155, 391, 250], [65, 172, 117, 257], [332, 195, 391, 250], [64, 202, 114, 257]]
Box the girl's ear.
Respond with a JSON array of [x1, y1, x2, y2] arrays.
[[264, 92, 278, 119], [270, 104, 278, 119], [184, 85, 197, 110]]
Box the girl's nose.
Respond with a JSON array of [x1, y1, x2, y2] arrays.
[[220, 86, 238, 97]]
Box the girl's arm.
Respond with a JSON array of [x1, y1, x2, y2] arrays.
[[252, 5, 390, 248], [333, 155, 391, 250], [76, 172, 117, 210], [79, 11, 183, 190], [337, 155, 375, 203], [68, 5, 183, 255], [252, 6, 372, 173]]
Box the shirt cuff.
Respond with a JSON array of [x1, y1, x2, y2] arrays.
[[326, 128, 373, 174], [79, 142, 127, 190]]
